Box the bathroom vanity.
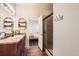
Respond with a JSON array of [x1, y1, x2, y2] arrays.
[[0, 34, 25, 56]]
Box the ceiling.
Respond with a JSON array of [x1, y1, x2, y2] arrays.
[[15, 3, 53, 17]]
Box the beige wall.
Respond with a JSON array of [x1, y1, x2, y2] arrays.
[[53, 3, 79, 56]]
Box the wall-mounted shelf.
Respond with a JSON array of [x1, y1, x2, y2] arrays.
[[4, 17, 13, 37], [4, 24, 13, 27], [18, 18, 27, 34]]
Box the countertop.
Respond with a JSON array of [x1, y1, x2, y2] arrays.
[[0, 34, 25, 45]]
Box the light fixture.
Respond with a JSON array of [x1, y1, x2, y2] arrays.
[[6, 3, 15, 14], [0, 3, 15, 14]]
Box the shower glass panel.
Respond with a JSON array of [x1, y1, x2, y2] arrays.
[[43, 14, 53, 55]]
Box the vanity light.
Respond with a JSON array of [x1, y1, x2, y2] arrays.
[[6, 3, 15, 14], [0, 3, 15, 14]]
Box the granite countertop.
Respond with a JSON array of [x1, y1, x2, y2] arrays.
[[0, 34, 25, 45]]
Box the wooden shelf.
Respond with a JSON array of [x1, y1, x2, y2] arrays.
[[19, 24, 26, 27], [19, 22, 26, 23], [18, 18, 27, 34], [4, 20, 12, 23], [19, 25, 26, 27], [4, 17, 13, 37], [4, 24, 13, 27]]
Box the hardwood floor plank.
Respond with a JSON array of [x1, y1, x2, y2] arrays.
[[24, 46, 47, 56]]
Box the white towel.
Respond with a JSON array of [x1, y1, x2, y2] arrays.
[[5, 19, 12, 22], [5, 27, 12, 30], [19, 20, 26, 22], [4, 23, 12, 25], [20, 23, 26, 26]]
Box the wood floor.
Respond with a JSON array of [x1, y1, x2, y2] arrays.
[[24, 46, 47, 56], [23, 39, 47, 56]]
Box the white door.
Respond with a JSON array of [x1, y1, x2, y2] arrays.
[[38, 16, 43, 51]]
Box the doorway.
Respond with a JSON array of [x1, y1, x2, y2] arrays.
[[28, 16, 39, 47]]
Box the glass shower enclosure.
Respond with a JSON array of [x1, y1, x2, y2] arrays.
[[43, 13, 53, 55]]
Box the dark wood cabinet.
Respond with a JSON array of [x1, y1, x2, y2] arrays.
[[0, 35, 25, 56]]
